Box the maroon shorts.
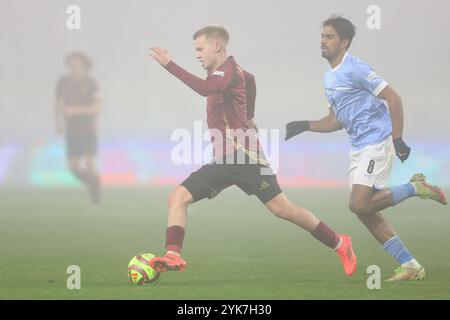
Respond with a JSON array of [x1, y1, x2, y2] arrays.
[[65, 131, 97, 157]]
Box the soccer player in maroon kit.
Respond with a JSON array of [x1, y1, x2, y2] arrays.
[[55, 52, 101, 206], [148, 26, 356, 276]]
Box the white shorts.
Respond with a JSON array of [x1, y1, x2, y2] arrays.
[[349, 136, 395, 190]]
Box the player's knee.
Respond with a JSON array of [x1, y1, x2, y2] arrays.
[[168, 186, 192, 209], [267, 200, 290, 219], [348, 201, 368, 215]]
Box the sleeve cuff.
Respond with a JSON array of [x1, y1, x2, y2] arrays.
[[164, 60, 177, 72], [373, 81, 388, 96]]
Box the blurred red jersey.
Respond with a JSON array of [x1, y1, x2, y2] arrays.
[[56, 76, 99, 135]]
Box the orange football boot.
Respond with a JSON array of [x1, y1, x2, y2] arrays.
[[335, 234, 357, 276], [150, 253, 187, 272]]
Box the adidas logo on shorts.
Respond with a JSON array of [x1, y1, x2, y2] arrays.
[[259, 181, 270, 191]]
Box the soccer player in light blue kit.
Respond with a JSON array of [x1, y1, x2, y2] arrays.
[[285, 15, 447, 281]]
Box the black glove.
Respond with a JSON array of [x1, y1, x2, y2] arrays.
[[393, 137, 411, 163], [285, 121, 310, 140]]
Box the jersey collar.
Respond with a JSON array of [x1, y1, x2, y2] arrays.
[[207, 56, 233, 75], [331, 52, 349, 72]]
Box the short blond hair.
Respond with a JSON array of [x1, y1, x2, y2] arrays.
[[193, 25, 230, 44]]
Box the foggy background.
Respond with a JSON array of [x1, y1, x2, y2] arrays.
[[2, 1, 450, 300], [1, 0, 449, 186]]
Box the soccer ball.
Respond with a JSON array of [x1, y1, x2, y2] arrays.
[[127, 253, 161, 285]]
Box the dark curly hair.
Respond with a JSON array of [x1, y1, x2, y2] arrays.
[[322, 15, 356, 49]]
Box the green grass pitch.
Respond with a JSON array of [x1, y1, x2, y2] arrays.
[[0, 187, 449, 299]]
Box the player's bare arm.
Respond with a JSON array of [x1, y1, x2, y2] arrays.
[[378, 85, 411, 162], [309, 107, 342, 133], [378, 85, 403, 139], [285, 107, 342, 140]]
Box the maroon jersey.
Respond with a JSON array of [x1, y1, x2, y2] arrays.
[[165, 56, 264, 162], [56, 76, 99, 134]]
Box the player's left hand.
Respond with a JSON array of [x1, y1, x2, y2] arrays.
[[150, 47, 171, 67], [393, 137, 411, 162], [285, 121, 310, 140], [247, 118, 259, 133]]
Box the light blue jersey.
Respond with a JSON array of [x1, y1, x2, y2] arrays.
[[323, 53, 392, 150]]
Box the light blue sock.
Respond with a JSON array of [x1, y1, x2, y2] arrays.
[[383, 235, 414, 264], [391, 183, 416, 205]]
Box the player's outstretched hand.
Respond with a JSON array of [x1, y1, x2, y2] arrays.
[[285, 121, 310, 140], [150, 47, 171, 67], [393, 137, 411, 162]]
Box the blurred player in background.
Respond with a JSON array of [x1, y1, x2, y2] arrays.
[[55, 52, 101, 206], [285, 15, 447, 281], [148, 25, 357, 277]]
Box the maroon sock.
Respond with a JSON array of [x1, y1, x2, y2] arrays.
[[312, 221, 341, 250], [165, 225, 185, 254]]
